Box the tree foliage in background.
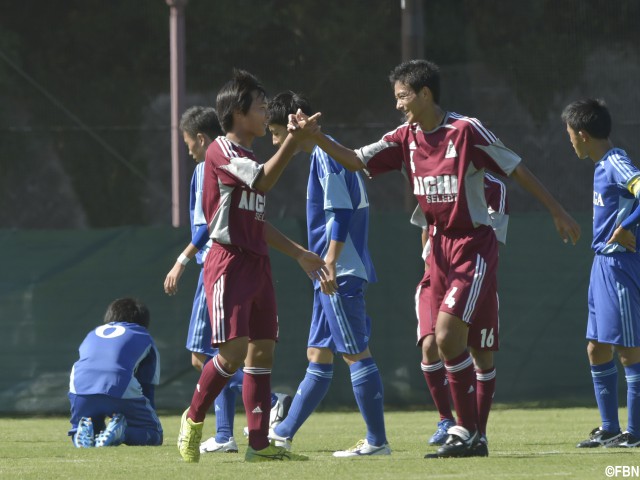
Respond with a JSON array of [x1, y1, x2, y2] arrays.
[[0, 0, 638, 227]]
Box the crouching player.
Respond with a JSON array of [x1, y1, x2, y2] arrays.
[[68, 298, 163, 447]]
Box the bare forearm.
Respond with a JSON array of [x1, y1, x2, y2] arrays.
[[314, 132, 365, 172], [325, 239, 345, 264], [511, 163, 564, 215], [265, 222, 305, 260], [254, 135, 299, 192], [511, 163, 581, 244]]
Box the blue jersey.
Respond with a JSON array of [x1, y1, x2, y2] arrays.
[[69, 322, 160, 399], [306, 143, 376, 287], [190, 162, 212, 264], [592, 148, 640, 254]]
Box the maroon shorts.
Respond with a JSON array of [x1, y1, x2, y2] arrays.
[[426, 225, 500, 350], [203, 243, 278, 346]]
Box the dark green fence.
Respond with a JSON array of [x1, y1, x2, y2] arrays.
[[0, 213, 599, 414]]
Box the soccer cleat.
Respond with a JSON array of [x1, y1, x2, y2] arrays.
[[332, 439, 392, 457], [268, 428, 292, 451], [269, 393, 293, 429], [200, 436, 239, 453], [245, 443, 309, 462], [73, 417, 95, 448], [95, 413, 127, 447], [609, 431, 640, 448], [428, 418, 456, 445], [425, 425, 478, 458], [177, 408, 204, 463], [576, 426, 622, 448], [466, 434, 489, 457]]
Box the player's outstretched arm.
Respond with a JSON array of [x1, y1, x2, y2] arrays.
[[164, 243, 199, 295], [264, 222, 326, 281], [288, 110, 365, 172], [511, 163, 581, 245], [253, 112, 321, 193]]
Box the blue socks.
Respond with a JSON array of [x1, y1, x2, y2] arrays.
[[591, 360, 620, 433], [214, 368, 243, 443], [350, 358, 387, 446], [625, 362, 640, 437], [274, 362, 333, 439]]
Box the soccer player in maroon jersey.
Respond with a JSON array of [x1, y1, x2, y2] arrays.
[[177, 70, 324, 463], [412, 173, 508, 455], [290, 59, 580, 458]]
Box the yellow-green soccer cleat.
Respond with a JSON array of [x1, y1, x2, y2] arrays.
[[245, 443, 309, 462], [177, 409, 204, 463]]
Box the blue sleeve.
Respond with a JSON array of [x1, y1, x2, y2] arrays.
[[191, 224, 209, 250], [331, 209, 353, 242], [621, 203, 640, 229]]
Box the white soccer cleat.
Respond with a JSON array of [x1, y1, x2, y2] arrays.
[[73, 417, 95, 448], [333, 439, 391, 457], [268, 427, 292, 451], [95, 413, 127, 447], [200, 436, 239, 453], [269, 393, 292, 429]]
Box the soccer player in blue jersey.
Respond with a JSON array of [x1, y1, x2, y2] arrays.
[[68, 298, 163, 448], [164, 106, 292, 454], [266, 91, 390, 457], [563, 99, 640, 448]]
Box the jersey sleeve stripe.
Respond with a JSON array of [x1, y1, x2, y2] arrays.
[[610, 152, 635, 180], [216, 137, 233, 158], [450, 112, 497, 144], [484, 172, 507, 214]]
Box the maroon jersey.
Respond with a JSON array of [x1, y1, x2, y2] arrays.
[[357, 112, 520, 233], [202, 137, 268, 256]]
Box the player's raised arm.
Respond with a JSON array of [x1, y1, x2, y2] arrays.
[[253, 112, 321, 193], [510, 163, 581, 245], [288, 110, 366, 172]]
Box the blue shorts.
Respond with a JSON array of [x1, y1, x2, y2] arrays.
[[186, 268, 216, 357], [588, 253, 640, 347], [308, 276, 371, 355], [68, 393, 163, 446]]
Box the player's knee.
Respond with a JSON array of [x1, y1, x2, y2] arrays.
[[421, 335, 440, 363], [587, 341, 613, 363], [191, 353, 207, 371]]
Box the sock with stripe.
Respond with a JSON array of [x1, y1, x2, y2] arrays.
[[591, 360, 620, 433], [274, 362, 333, 439], [242, 366, 272, 451], [350, 358, 387, 446], [444, 350, 478, 433], [213, 368, 243, 443], [421, 361, 454, 421], [476, 367, 496, 437], [624, 362, 640, 437], [189, 355, 233, 423]]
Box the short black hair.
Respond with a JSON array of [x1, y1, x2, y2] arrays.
[[561, 98, 611, 139], [103, 297, 150, 329], [389, 59, 441, 104], [267, 91, 313, 126], [179, 106, 222, 139], [216, 69, 267, 133]]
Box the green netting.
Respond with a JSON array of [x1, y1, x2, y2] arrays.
[[0, 213, 598, 413]]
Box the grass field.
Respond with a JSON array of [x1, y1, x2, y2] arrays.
[[1, 407, 638, 480]]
